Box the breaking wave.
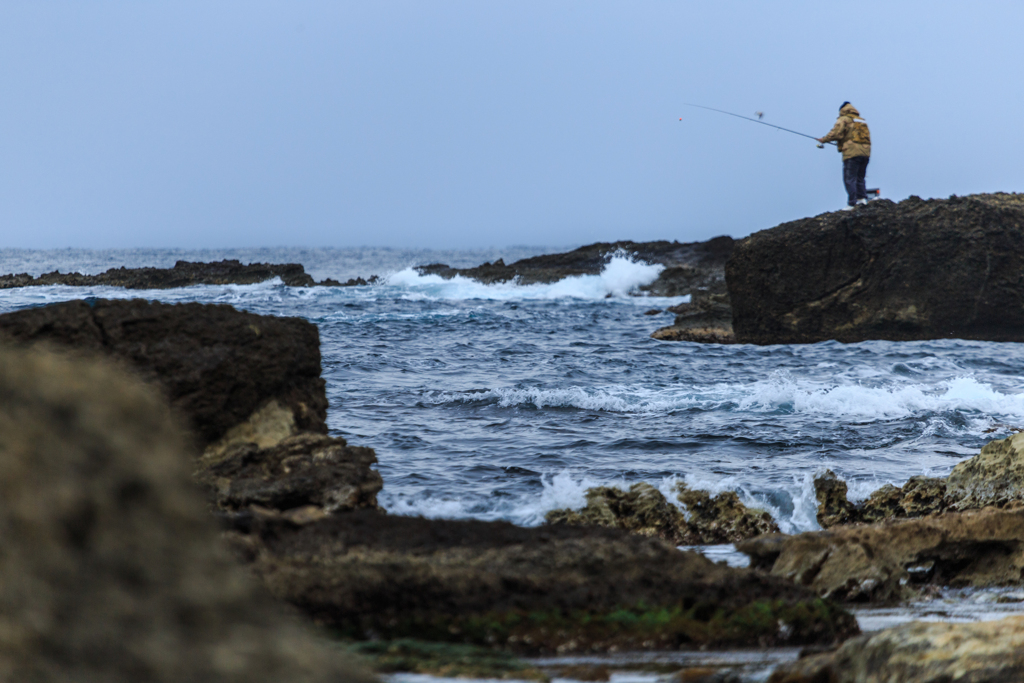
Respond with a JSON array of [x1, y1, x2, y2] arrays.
[[382, 254, 666, 301]]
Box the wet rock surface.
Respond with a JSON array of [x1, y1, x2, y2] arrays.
[[0, 258, 319, 289], [813, 432, 1024, 529], [769, 615, 1024, 683], [545, 482, 779, 545], [727, 193, 1024, 344], [416, 237, 734, 297], [225, 508, 857, 653], [650, 290, 735, 343], [737, 507, 1024, 604], [0, 343, 372, 683], [0, 298, 328, 446]]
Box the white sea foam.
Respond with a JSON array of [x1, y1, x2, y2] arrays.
[[434, 375, 1024, 423], [381, 255, 665, 301]]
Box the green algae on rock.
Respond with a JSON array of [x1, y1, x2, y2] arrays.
[[545, 481, 778, 545], [225, 509, 853, 653]]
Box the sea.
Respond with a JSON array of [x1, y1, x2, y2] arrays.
[[4, 246, 1024, 678]]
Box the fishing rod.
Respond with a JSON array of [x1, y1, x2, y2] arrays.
[[679, 103, 835, 147]]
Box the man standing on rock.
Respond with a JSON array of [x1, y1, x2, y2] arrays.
[[817, 102, 871, 210]]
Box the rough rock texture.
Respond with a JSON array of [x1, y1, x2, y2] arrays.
[[768, 615, 1024, 683], [544, 482, 779, 545], [727, 193, 1024, 344], [737, 507, 1024, 604], [650, 291, 735, 343], [225, 509, 857, 653], [812, 432, 1024, 529], [416, 237, 735, 297], [0, 299, 328, 446], [946, 430, 1024, 509], [197, 432, 382, 514], [0, 343, 372, 683], [0, 259, 318, 289]]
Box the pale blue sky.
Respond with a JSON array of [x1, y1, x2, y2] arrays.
[[1, 1, 1022, 249]]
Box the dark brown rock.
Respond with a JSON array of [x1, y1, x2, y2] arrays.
[[738, 507, 1024, 604], [727, 193, 1024, 344], [197, 432, 382, 514], [0, 299, 328, 446], [651, 290, 735, 343], [545, 481, 779, 545], [0, 259, 318, 289], [227, 508, 857, 653], [0, 342, 372, 683]]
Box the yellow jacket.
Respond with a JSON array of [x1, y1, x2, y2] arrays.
[[820, 103, 871, 160]]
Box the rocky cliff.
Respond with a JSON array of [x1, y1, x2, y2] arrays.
[[726, 193, 1024, 344]]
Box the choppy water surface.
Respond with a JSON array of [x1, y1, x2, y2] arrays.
[[2, 249, 1024, 538]]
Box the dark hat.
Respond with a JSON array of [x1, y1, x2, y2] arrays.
[[839, 101, 850, 111]]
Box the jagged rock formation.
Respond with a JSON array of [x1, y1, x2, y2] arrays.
[[768, 615, 1024, 682], [0, 299, 383, 517], [0, 342, 372, 683], [416, 237, 735, 297], [224, 508, 856, 653], [0, 259, 320, 289], [650, 290, 735, 343], [727, 193, 1024, 344], [545, 481, 778, 544], [812, 432, 1024, 529], [738, 507, 1024, 603]]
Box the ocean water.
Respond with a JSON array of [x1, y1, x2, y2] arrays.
[[2, 247, 1023, 539]]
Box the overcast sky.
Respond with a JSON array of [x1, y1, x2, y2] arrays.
[[2, 1, 1022, 249]]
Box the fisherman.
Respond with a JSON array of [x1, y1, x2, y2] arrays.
[[817, 102, 871, 210]]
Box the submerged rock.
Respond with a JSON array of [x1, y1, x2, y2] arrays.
[[768, 615, 1024, 682], [0, 258, 319, 289], [0, 343, 371, 683], [737, 507, 1024, 604], [545, 481, 778, 544], [227, 508, 857, 653], [727, 192, 1024, 344], [416, 237, 735, 297]]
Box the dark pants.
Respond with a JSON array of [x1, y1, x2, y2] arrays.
[[843, 155, 870, 205]]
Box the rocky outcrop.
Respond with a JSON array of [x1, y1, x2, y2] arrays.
[[0, 299, 382, 517], [737, 507, 1024, 604], [0, 258, 320, 289], [416, 237, 735, 297], [197, 432, 382, 514], [727, 193, 1024, 344], [650, 290, 735, 343], [812, 432, 1024, 529], [225, 508, 857, 653], [0, 299, 328, 446], [0, 342, 372, 683], [544, 481, 779, 544], [768, 615, 1024, 683]]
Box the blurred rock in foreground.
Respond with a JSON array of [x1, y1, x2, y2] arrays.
[[0, 343, 372, 683]]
